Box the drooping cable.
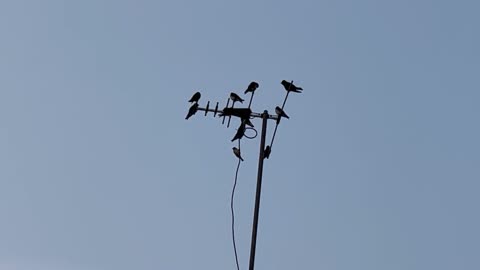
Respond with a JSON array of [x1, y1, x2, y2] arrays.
[[229, 117, 261, 270], [231, 139, 241, 270]]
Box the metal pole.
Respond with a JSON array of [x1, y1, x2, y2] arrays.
[[248, 110, 268, 270]]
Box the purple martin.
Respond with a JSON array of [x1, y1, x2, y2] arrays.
[[244, 81, 259, 94], [230, 92, 244, 104], [185, 103, 199, 120], [231, 122, 246, 142], [188, 92, 201, 103], [232, 147, 244, 161], [281, 80, 303, 93], [275, 106, 290, 119]]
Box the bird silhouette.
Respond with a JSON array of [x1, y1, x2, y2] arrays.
[[275, 106, 290, 119], [244, 81, 259, 94], [185, 103, 199, 120], [230, 92, 244, 104], [231, 122, 246, 142], [188, 92, 201, 103], [232, 147, 244, 161], [281, 80, 303, 93]]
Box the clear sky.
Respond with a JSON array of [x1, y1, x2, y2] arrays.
[[1, 1, 479, 269]]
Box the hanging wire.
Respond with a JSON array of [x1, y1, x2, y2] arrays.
[[231, 139, 241, 270]]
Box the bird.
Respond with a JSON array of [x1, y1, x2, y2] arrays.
[[188, 92, 201, 103], [230, 92, 244, 104], [185, 103, 199, 120], [231, 122, 246, 142], [264, 145, 271, 159], [281, 80, 303, 93], [232, 147, 244, 161], [275, 106, 290, 119], [244, 81, 259, 94]]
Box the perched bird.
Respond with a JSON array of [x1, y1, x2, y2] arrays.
[[264, 145, 271, 159], [244, 81, 259, 94], [185, 103, 199, 120], [275, 106, 290, 119], [188, 92, 201, 103], [230, 92, 244, 104], [232, 147, 244, 161], [281, 80, 303, 93], [231, 123, 246, 142]]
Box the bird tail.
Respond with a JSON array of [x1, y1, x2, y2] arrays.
[[239, 156, 244, 161]]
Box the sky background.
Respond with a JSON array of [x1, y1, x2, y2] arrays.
[[1, 0, 479, 269]]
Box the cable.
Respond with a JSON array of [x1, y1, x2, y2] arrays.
[[248, 91, 255, 109], [269, 88, 291, 150], [244, 126, 258, 140], [231, 139, 241, 270], [269, 122, 280, 149], [229, 116, 260, 270]]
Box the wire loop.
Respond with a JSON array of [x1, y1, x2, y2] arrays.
[[244, 127, 258, 139]]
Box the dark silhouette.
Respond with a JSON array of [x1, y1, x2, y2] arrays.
[[185, 80, 301, 270], [232, 147, 244, 161], [230, 92, 244, 104], [231, 122, 246, 142], [281, 80, 302, 93], [243, 118, 254, 128], [185, 103, 199, 120], [188, 92, 201, 103], [244, 81, 259, 94], [275, 106, 290, 119], [264, 145, 271, 159]]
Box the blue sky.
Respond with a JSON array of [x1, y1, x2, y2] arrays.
[[1, 1, 479, 269]]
